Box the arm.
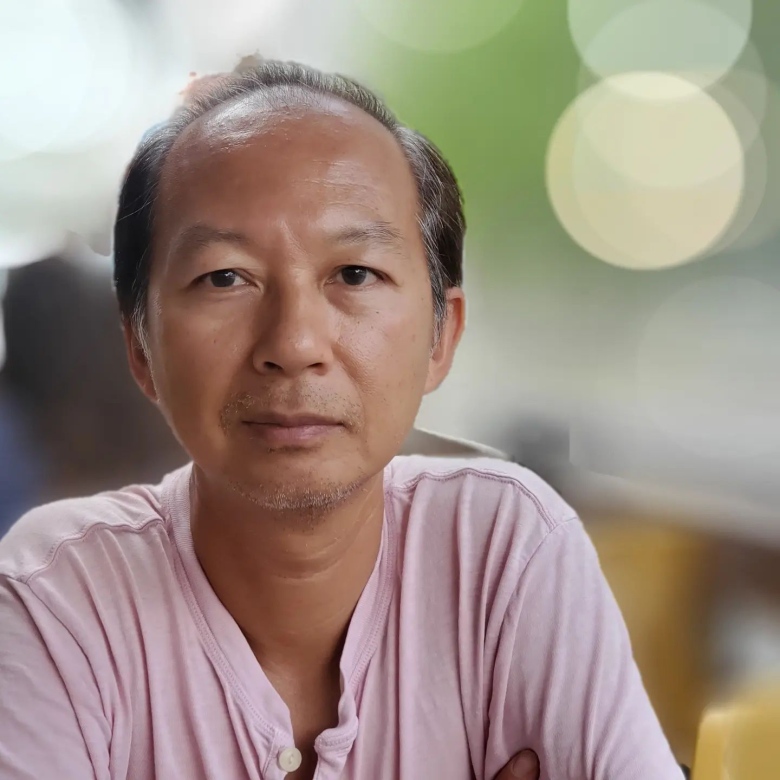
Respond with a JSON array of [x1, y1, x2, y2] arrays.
[[0, 577, 108, 779], [486, 519, 684, 780]]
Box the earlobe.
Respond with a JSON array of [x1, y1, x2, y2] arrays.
[[122, 322, 158, 404], [424, 288, 466, 394]]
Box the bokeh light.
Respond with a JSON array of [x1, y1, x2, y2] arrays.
[[720, 80, 780, 252], [582, 74, 743, 188], [569, 0, 753, 89], [0, 0, 147, 159], [709, 72, 766, 154], [709, 130, 768, 255], [546, 72, 744, 270], [577, 39, 769, 154], [636, 276, 780, 460], [354, 0, 525, 53], [576, 29, 766, 104], [570, 32, 777, 259]]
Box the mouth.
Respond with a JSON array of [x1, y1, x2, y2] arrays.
[[243, 412, 343, 427], [240, 412, 344, 447]]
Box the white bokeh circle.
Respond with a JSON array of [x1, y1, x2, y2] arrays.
[[580, 73, 744, 189], [354, 0, 525, 53], [547, 73, 745, 270], [575, 38, 769, 147], [569, 0, 753, 89], [0, 0, 146, 159], [637, 277, 780, 459], [575, 42, 771, 256]]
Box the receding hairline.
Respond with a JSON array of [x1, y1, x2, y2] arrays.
[[163, 85, 405, 182], [152, 86, 425, 257]]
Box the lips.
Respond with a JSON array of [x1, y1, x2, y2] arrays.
[[242, 412, 342, 428], [240, 413, 343, 447]]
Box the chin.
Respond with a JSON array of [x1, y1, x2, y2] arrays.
[[225, 459, 369, 515], [226, 478, 358, 517]]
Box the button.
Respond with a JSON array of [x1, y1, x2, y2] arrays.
[[277, 747, 302, 773]]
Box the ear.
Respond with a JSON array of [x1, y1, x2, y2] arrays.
[[424, 287, 466, 395], [122, 320, 158, 404]]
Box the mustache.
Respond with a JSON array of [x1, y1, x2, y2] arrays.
[[219, 390, 362, 431]]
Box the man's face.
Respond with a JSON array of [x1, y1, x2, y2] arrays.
[[125, 96, 464, 510]]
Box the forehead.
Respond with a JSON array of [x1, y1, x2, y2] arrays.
[[154, 95, 420, 247]]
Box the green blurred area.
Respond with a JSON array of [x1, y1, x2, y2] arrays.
[[348, 0, 780, 298], [356, 1, 579, 289]]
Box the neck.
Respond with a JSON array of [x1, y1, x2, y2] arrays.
[[189, 465, 385, 675]]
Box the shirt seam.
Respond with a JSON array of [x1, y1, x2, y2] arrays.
[[162, 476, 279, 742], [168, 540, 278, 742], [389, 465, 563, 533], [349, 485, 397, 689], [315, 483, 399, 751], [7, 516, 167, 585]]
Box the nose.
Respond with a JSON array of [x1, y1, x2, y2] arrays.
[[250, 280, 333, 377]]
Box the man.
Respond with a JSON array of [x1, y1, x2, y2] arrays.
[[0, 60, 684, 779]]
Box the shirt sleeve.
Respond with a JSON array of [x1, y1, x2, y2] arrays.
[[0, 576, 108, 779], [485, 518, 685, 780]]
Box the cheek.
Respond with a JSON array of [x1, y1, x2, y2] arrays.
[[150, 312, 245, 420], [343, 308, 432, 417]]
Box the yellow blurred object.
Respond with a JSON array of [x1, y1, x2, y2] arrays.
[[690, 707, 731, 780], [691, 685, 780, 780]]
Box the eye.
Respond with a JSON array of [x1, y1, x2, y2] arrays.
[[337, 266, 381, 287], [201, 270, 248, 288]]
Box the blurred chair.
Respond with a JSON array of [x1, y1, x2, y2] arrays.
[[400, 427, 508, 459], [691, 684, 780, 780]]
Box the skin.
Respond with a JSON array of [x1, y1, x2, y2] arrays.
[[123, 91, 538, 780]]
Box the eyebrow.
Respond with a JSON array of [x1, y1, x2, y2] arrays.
[[169, 219, 405, 261], [327, 221, 405, 253], [170, 224, 250, 259]]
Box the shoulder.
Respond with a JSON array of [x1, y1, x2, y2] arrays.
[[383, 457, 590, 674], [388, 454, 576, 531], [0, 472, 178, 584], [386, 455, 578, 569]]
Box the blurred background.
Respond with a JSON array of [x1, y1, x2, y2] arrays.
[[2, 0, 780, 768]]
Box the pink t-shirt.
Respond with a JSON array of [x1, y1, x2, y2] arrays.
[[0, 456, 683, 779]]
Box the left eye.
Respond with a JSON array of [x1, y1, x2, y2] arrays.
[[202, 270, 247, 288], [338, 266, 379, 286]]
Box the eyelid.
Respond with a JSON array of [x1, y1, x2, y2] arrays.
[[196, 269, 250, 287], [334, 264, 384, 280]]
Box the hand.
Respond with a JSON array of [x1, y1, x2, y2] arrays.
[[493, 749, 540, 780]]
